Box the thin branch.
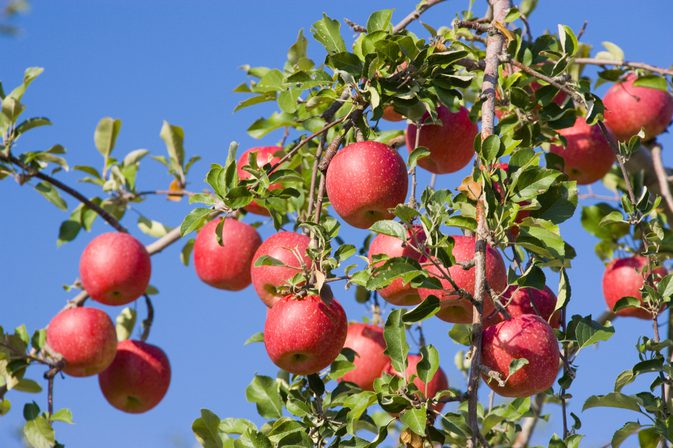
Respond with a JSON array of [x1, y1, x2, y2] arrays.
[[651, 143, 673, 214], [344, 18, 366, 33], [508, 59, 583, 104], [140, 294, 154, 342], [392, 0, 447, 33], [573, 58, 673, 77]]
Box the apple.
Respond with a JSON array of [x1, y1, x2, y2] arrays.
[[237, 146, 283, 216], [193, 218, 262, 290], [405, 105, 478, 174], [385, 353, 449, 412], [549, 117, 616, 185], [603, 74, 673, 141], [602, 256, 667, 319], [417, 235, 507, 324], [251, 231, 312, 307], [325, 141, 408, 229], [80, 232, 151, 306], [485, 285, 561, 328], [368, 225, 426, 306], [264, 291, 348, 375], [481, 314, 560, 397], [46, 307, 117, 377], [339, 323, 389, 391], [98, 339, 171, 413]]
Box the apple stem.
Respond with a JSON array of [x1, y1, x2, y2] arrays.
[[140, 294, 154, 342]]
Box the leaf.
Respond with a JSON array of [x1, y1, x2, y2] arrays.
[[34, 182, 67, 210], [253, 255, 285, 267], [383, 310, 409, 376], [123, 149, 150, 166], [311, 14, 346, 54], [508, 358, 529, 377], [15, 117, 51, 136], [180, 208, 211, 236], [115, 307, 137, 341], [366, 9, 393, 32], [244, 332, 264, 345], [94, 117, 122, 159], [400, 407, 427, 437], [408, 147, 431, 170], [49, 408, 73, 424], [15, 379, 42, 393], [402, 296, 441, 323], [180, 238, 195, 266], [557, 24, 578, 56], [417, 345, 439, 387], [246, 375, 283, 419], [572, 315, 615, 350], [601, 41, 624, 62], [23, 416, 55, 448], [160, 121, 186, 180], [583, 392, 642, 412], [137, 216, 174, 238], [24, 402, 40, 420], [480, 134, 502, 162], [369, 220, 406, 240], [220, 418, 256, 435], [192, 409, 225, 448], [633, 75, 669, 92], [554, 267, 571, 312]]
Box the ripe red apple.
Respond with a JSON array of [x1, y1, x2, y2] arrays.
[[98, 339, 171, 413], [251, 231, 312, 307], [236, 146, 283, 216], [481, 314, 560, 397], [193, 218, 262, 290], [485, 285, 561, 328], [325, 141, 408, 229], [603, 74, 673, 141], [264, 292, 348, 375], [339, 323, 389, 390], [417, 235, 507, 324], [386, 353, 449, 412], [368, 225, 426, 306], [46, 307, 117, 377], [80, 232, 151, 306], [602, 256, 667, 319], [549, 117, 616, 185], [405, 105, 478, 174]]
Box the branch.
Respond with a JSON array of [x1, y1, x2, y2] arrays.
[[140, 294, 154, 342], [508, 59, 583, 104], [4, 154, 127, 232], [651, 143, 673, 215], [392, 0, 447, 33], [573, 58, 673, 77]]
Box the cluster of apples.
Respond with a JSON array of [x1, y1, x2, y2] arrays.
[[46, 232, 171, 413]]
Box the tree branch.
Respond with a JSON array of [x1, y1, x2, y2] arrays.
[[651, 143, 673, 215], [573, 58, 673, 77], [392, 0, 447, 33]]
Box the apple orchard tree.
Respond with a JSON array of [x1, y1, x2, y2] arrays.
[[2, 1, 673, 447]]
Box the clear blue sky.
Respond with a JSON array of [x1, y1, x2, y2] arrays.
[[1, 1, 673, 446]]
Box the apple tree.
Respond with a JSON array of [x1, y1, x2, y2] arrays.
[[2, 0, 673, 447]]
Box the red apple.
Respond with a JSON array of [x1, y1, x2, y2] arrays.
[[417, 235, 507, 324], [549, 117, 616, 185], [481, 314, 560, 397], [602, 256, 667, 319], [368, 225, 426, 306], [80, 232, 151, 306], [405, 105, 478, 174], [325, 141, 408, 229], [339, 323, 389, 390], [193, 218, 262, 290], [485, 285, 561, 328], [251, 231, 312, 307], [386, 353, 449, 412], [264, 292, 348, 375], [46, 307, 117, 377], [98, 339, 171, 413], [603, 74, 673, 141], [236, 146, 283, 216]]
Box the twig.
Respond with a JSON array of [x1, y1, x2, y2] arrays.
[[576, 21, 588, 40], [573, 58, 673, 77], [651, 143, 673, 215], [140, 294, 154, 342], [344, 18, 366, 33], [508, 59, 583, 104], [454, 20, 490, 33], [392, 0, 447, 33]]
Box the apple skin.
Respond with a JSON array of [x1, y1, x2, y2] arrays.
[[339, 323, 389, 391], [236, 146, 283, 216], [193, 218, 262, 291], [368, 225, 426, 306], [602, 256, 667, 319], [251, 231, 312, 307], [264, 292, 348, 375], [46, 307, 117, 377], [417, 235, 507, 324], [603, 74, 673, 141], [386, 354, 449, 413], [98, 339, 171, 413], [549, 117, 616, 185], [80, 232, 151, 306], [325, 141, 408, 229], [485, 285, 561, 328], [481, 314, 560, 398], [405, 105, 478, 174]]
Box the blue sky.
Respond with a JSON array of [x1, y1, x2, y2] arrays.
[[1, 0, 673, 446]]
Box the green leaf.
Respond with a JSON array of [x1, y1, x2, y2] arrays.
[[244, 332, 264, 345], [572, 315, 615, 350], [115, 307, 137, 341], [287, 30, 308, 66], [180, 238, 195, 266], [34, 182, 67, 210], [408, 147, 431, 170], [7, 67, 44, 102], [246, 375, 283, 419], [403, 295, 441, 323], [583, 392, 642, 412], [449, 324, 472, 346], [508, 358, 529, 377], [180, 208, 211, 236], [192, 408, 225, 448], [601, 41, 624, 62], [633, 75, 669, 92], [614, 369, 636, 392], [417, 345, 439, 387], [638, 427, 661, 448], [137, 216, 174, 238], [94, 117, 122, 159], [23, 416, 55, 448], [49, 408, 73, 424], [400, 407, 427, 437], [220, 418, 256, 435], [367, 10, 393, 32], [383, 309, 409, 376], [612, 296, 641, 313], [581, 203, 629, 240], [311, 14, 346, 54], [15, 117, 51, 136], [160, 121, 186, 180], [369, 220, 406, 240], [253, 255, 285, 267], [480, 134, 502, 162], [24, 402, 40, 420], [557, 24, 578, 56], [555, 267, 571, 312]]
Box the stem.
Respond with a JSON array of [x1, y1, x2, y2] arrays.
[[392, 0, 447, 33], [651, 143, 673, 214], [572, 58, 673, 77], [140, 294, 154, 342]]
